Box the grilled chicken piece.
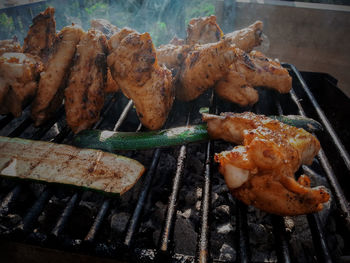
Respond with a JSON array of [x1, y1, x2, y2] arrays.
[[104, 69, 120, 93], [203, 112, 329, 216], [65, 30, 108, 134], [215, 48, 291, 106], [90, 19, 120, 94], [157, 44, 191, 69], [215, 70, 259, 106], [224, 21, 263, 52], [0, 37, 22, 55], [0, 53, 43, 117], [169, 36, 185, 45], [91, 19, 119, 39], [23, 7, 56, 62], [31, 25, 84, 126], [108, 30, 174, 130], [186, 15, 224, 46], [108, 28, 136, 50], [177, 39, 235, 101], [235, 50, 292, 94]]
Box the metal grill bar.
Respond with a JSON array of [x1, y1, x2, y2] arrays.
[[302, 166, 333, 263], [49, 96, 131, 243], [82, 99, 134, 244], [271, 215, 291, 263], [277, 83, 334, 262], [236, 201, 249, 263], [288, 64, 350, 171], [196, 140, 212, 263], [30, 106, 65, 140], [113, 100, 133, 132], [51, 193, 80, 237], [157, 111, 192, 259], [124, 148, 161, 247], [289, 86, 350, 230], [84, 198, 111, 243], [16, 188, 52, 233], [158, 144, 187, 255], [272, 100, 292, 263], [0, 115, 13, 130], [0, 185, 22, 216], [7, 117, 32, 138]]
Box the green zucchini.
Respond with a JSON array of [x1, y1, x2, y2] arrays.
[[73, 115, 322, 151], [0, 136, 145, 195]]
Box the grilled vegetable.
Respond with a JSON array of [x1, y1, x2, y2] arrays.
[[73, 115, 322, 151], [73, 124, 210, 151], [269, 115, 323, 133], [0, 136, 145, 195]]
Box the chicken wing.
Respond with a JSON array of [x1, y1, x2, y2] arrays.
[[0, 37, 22, 55], [236, 50, 292, 94], [23, 7, 56, 62], [108, 30, 174, 130], [91, 19, 119, 39], [169, 36, 185, 46], [224, 21, 263, 52], [214, 69, 259, 107], [65, 29, 108, 133], [215, 48, 291, 106], [203, 112, 330, 216], [31, 25, 84, 126], [186, 15, 223, 46], [157, 44, 191, 70], [177, 39, 236, 101], [0, 53, 43, 117]]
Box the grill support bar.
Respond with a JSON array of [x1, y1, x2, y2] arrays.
[[124, 148, 161, 247], [289, 64, 350, 171], [236, 201, 250, 263], [158, 144, 187, 254], [196, 140, 212, 263], [51, 193, 80, 237], [289, 87, 350, 230]]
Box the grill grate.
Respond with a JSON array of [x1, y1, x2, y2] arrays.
[[0, 65, 349, 262]]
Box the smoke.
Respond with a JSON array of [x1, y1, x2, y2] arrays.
[[0, 0, 237, 46]]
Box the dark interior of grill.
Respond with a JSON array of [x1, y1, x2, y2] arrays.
[[0, 65, 350, 263]]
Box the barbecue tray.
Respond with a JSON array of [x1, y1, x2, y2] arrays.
[[0, 65, 349, 262]]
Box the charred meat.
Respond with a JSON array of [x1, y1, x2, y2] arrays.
[[65, 29, 108, 134], [23, 7, 56, 62], [108, 30, 174, 130], [0, 52, 43, 117], [31, 25, 84, 126], [203, 112, 330, 216]]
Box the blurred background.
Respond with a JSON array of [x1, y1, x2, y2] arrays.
[[1, 0, 349, 97]]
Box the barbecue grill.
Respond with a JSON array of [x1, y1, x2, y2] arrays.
[[0, 64, 349, 263], [1, 0, 350, 262]]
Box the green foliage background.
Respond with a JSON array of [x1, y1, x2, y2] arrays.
[[0, 0, 348, 45]]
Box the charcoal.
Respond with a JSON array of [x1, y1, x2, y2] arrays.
[[217, 223, 234, 234], [218, 243, 236, 262], [110, 212, 130, 234], [174, 214, 197, 255]]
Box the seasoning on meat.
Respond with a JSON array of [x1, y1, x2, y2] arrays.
[[23, 7, 56, 62], [0, 52, 43, 117], [31, 24, 84, 126], [65, 29, 108, 133], [108, 29, 174, 130], [203, 112, 330, 216]]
